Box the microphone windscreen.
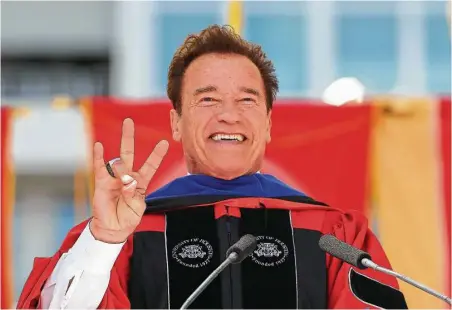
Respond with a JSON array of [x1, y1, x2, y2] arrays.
[[226, 234, 257, 264], [319, 234, 371, 269]]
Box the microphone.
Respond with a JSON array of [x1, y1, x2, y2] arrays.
[[319, 234, 372, 269], [319, 234, 452, 305], [180, 234, 257, 309]]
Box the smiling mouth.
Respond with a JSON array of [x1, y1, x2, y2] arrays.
[[209, 133, 247, 142]]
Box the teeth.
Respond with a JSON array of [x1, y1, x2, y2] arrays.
[[211, 134, 245, 141]]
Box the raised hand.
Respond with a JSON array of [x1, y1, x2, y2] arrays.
[[90, 118, 169, 243]]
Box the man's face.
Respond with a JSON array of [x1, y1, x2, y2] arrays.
[[170, 53, 272, 180]]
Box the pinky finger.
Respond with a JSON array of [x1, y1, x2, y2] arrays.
[[93, 142, 108, 178]]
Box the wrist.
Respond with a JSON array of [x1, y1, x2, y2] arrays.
[[68, 222, 125, 274], [89, 220, 129, 244]]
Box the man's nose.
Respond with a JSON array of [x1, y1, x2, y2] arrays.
[[215, 101, 241, 124]]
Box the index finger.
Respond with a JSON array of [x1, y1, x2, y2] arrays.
[[138, 140, 169, 186]]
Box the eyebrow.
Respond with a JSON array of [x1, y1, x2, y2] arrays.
[[193, 85, 261, 97], [240, 87, 260, 97], [193, 85, 217, 96]]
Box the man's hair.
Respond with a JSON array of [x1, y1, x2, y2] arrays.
[[167, 24, 279, 114]]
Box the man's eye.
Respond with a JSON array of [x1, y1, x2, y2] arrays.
[[201, 97, 215, 102], [241, 98, 256, 103]]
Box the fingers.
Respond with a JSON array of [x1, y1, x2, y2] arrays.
[[93, 142, 108, 178], [120, 118, 135, 172], [138, 140, 169, 186], [111, 159, 142, 216], [112, 159, 142, 215], [111, 159, 135, 185], [109, 159, 142, 209]]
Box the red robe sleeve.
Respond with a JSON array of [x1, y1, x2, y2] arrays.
[[323, 210, 406, 309], [16, 219, 133, 309]]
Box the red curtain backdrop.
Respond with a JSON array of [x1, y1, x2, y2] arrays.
[[1, 107, 14, 309], [264, 101, 372, 214], [84, 98, 371, 214], [440, 97, 451, 296]]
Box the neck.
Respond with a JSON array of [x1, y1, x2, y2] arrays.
[[186, 160, 261, 180], [187, 168, 259, 180]]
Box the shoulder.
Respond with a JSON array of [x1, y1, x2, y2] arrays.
[[287, 202, 369, 235], [146, 175, 188, 199], [321, 208, 370, 236], [256, 174, 307, 196]]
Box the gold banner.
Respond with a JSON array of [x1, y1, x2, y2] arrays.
[[371, 97, 448, 308]]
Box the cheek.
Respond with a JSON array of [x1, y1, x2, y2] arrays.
[[259, 125, 270, 143], [249, 114, 270, 143], [181, 112, 209, 145]]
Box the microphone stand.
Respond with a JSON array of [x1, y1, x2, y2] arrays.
[[180, 252, 238, 309], [362, 258, 452, 305]]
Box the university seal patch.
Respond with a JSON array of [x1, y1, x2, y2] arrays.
[[172, 238, 214, 268], [251, 235, 289, 267]]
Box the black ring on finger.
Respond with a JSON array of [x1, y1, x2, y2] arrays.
[[105, 158, 121, 178]]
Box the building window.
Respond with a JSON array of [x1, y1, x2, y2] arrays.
[[425, 15, 451, 94], [244, 1, 308, 96], [155, 1, 222, 95], [1, 58, 109, 104], [334, 2, 397, 93]]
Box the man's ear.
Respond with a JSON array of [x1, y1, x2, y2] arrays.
[[266, 110, 272, 143], [170, 109, 182, 142]]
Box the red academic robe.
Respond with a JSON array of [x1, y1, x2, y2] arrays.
[[17, 197, 406, 309]]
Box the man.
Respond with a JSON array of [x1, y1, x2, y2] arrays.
[[18, 25, 407, 309]]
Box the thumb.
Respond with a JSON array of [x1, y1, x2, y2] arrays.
[[111, 159, 137, 200], [121, 178, 138, 200]]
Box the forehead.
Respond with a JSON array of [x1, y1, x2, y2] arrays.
[[182, 53, 264, 93]]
